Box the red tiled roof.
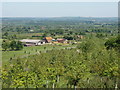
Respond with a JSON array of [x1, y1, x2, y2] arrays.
[[45, 37, 53, 40]]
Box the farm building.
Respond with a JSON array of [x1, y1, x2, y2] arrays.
[[44, 37, 53, 43], [57, 39, 68, 43], [20, 39, 45, 46]]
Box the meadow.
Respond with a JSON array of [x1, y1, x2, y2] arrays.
[[2, 44, 77, 64]]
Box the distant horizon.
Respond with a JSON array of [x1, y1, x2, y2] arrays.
[[1, 16, 118, 18]]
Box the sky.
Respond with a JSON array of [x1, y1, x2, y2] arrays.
[[1, 0, 119, 2], [1, 2, 118, 17]]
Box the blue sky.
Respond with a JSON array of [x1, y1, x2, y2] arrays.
[[2, 2, 118, 17], [1, 0, 119, 2]]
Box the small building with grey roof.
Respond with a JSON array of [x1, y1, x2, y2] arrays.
[[20, 39, 45, 46]]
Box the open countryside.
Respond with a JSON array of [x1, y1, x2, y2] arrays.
[[1, 17, 120, 88], [1, 2, 120, 89]]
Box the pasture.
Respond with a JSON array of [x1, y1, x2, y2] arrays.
[[2, 44, 77, 64]]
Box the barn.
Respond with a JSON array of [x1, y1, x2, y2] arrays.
[[20, 39, 45, 46]]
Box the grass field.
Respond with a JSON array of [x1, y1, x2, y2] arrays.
[[2, 44, 77, 64]]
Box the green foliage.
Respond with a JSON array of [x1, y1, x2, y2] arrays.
[[4, 32, 8, 36], [2, 40, 23, 51], [2, 40, 9, 51], [1, 17, 119, 88], [77, 39, 96, 53], [16, 41, 23, 50], [2, 38, 119, 88], [9, 40, 17, 50], [2, 17, 118, 40], [105, 35, 120, 51], [64, 36, 74, 40], [96, 33, 104, 38]]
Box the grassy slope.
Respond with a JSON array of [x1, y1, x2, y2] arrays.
[[2, 44, 76, 64]]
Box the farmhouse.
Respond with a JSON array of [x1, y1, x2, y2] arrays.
[[20, 39, 45, 46], [44, 37, 53, 43]]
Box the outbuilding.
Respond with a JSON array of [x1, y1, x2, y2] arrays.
[[20, 39, 45, 46]]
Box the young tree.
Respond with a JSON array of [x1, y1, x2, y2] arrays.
[[9, 40, 23, 50], [9, 40, 16, 50], [2, 40, 9, 51], [16, 41, 23, 50]]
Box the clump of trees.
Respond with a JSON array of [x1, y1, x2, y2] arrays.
[[2, 32, 17, 40], [2, 40, 23, 51], [105, 35, 120, 51]]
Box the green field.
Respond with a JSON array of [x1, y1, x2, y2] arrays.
[[2, 44, 76, 64]]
